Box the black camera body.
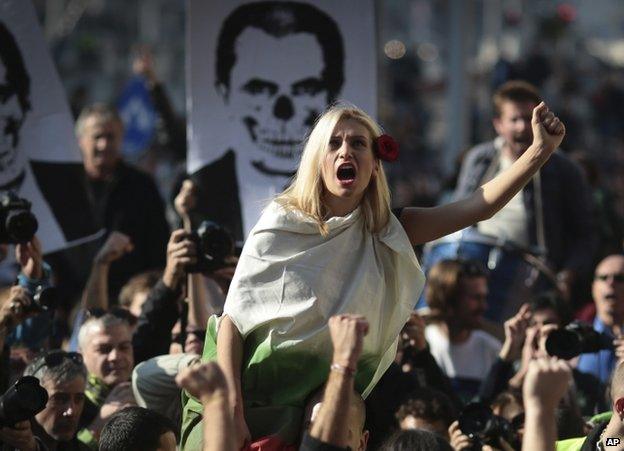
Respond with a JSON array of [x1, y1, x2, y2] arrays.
[[0, 376, 48, 426], [545, 320, 613, 360], [22, 285, 57, 314], [458, 402, 519, 450], [0, 191, 38, 244], [186, 221, 234, 274]]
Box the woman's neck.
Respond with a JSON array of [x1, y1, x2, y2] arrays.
[[323, 195, 361, 218]]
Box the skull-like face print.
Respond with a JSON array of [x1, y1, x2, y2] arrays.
[[225, 28, 329, 176], [0, 40, 28, 186]]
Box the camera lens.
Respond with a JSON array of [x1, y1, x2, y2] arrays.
[[5, 209, 38, 243], [545, 329, 582, 360]]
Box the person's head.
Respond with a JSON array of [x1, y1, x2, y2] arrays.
[[610, 362, 624, 422], [592, 254, 624, 329], [118, 270, 161, 318], [492, 80, 541, 158], [395, 388, 457, 439], [491, 390, 524, 432], [276, 103, 390, 235], [215, 1, 344, 174], [0, 20, 30, 184], [379, 429, 453, 451], [529, 291, 569, 328], [98, 406, 177, 451], [425, 259, 488, 329], [75, 103, 123, 180], [303, 388, 369, 451], [78, 313, 134, 386], [24, 351, 87, 443]]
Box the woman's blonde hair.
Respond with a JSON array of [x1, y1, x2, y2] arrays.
[[275, 103, 391, 235]]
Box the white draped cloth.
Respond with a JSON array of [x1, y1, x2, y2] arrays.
[[223, 201, 425, 397]]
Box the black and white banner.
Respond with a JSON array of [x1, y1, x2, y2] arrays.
[[187, 0, 376, 240], [0, 0, 99, 253]]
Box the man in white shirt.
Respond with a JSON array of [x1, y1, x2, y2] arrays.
[[424, 258, 501, 402]]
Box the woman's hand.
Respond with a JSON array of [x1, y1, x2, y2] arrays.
[[531, 102, 565, 156]]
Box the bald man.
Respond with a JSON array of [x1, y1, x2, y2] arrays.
[[577, 254, 624, 384], [557, 361, 624, 450]]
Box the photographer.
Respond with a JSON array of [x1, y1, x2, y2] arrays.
[[576, 254, 624, 384], [0, 286, 38, 393], [0, 350, 90, 451], [3, 236, 54, 352]]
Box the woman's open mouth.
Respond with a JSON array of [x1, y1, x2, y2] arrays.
[[336, 163, 356, 186]]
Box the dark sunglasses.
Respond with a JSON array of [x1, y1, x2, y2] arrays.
[[594, 273, 624, 283], [86, 307, 138, 326], [32, 350, 83, 375]]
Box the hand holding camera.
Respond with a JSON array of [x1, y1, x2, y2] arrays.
[[0, 376, 48, 451], [0, 286, 35, 331], [163, 229, 197, 289], [0, 420, 37, 451]]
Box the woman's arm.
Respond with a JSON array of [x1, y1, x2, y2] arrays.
[[217, 315, 251, 448], [399, 102, 565, 245]]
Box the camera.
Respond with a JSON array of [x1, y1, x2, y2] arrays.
[[186, 221, 235, 274], [545, 320, 613, 360], [0, 191, 38, 244], [0, 376, 48, 426], [22, 285, 58, 314], [458, 402, 520, 450]]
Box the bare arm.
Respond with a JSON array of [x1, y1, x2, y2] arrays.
[[176, 362, 236, 451], [82, 232, 133, 309], [310, 314, 369, 447], [400, 102, 565, 245], [217, 315, 250, 448], [521, 358, 572, 451]]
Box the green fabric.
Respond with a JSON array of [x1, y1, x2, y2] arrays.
[[77, 428, 98, 450], [555, 412, 611, 451], [590, 411, 612, 424], [77, 374, 110, 450], [555, 436, 584, 451], [180, 316, 379, 450], [84, 373, 110, 407]]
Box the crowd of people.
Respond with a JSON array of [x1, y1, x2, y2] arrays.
[[0, 40, 623, 451]]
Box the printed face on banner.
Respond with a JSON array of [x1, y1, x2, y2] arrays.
[[0, 21, 30, 185], [215, 2, 345, 177]]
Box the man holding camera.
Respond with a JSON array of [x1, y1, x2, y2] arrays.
[[576, 254, 624, 384], [0, 351, 90, 451]]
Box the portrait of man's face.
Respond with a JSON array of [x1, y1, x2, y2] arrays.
[[0, 21, 30, 186], [228, 29, 327, 171], [216, 1, 344, 177]]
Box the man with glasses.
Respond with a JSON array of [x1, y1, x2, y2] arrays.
[[0, 350, 89, 450], [577, 254, 624, 384], [75, 313, 136, 449]]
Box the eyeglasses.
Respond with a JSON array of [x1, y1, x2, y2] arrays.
[[86, 307, 138, 326], [594, 273, 624, 283], [31, 350, 83, 376]]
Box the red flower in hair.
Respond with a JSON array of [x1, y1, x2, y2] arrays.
[[375, 134, 399, 162]]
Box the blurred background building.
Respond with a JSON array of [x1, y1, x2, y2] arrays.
[[33, 0, 624, 219]]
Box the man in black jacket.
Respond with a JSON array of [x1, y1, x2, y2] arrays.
[[452, 80, 595, 317], [75, 104, 170, 301]]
